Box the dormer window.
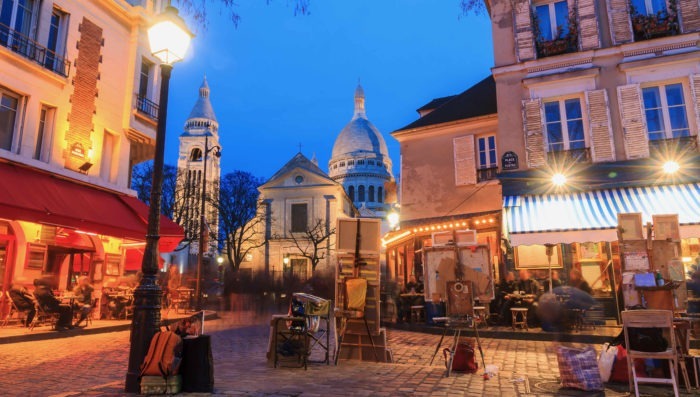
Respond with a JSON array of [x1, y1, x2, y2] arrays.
[[190, 148, 202, 161]]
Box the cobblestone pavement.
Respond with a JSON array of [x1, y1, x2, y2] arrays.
[[0, 311, 692, 396]]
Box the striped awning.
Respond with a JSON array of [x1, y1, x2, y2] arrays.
[[503, 183, 700, 245]]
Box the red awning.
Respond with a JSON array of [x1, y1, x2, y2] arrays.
[[124, 247, 165, 272], [0, 162, 184, 241]]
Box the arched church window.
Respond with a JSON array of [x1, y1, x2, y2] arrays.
[[190, 148, 203, 162], [358, 185, 365, 202], [358, 159, 365, 165], [348, 186, 355, 201], [368, 186, 375, 202], [378, 186, 383, 203]]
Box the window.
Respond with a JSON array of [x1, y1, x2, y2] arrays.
[[544, 98, 585, 152], [34, 105, 54, 161], [100, 131, 117, 182], [348, 160, 354, 166], [378, 186, 383, 203], [631, 0, 667, 15], [290, 259, 307, 281], [477, 136, 497, 169], [44, 8, 68, 73], [139, 58, 152, 99], [348, 185, 355, 201], [291, 203, 307, 233], [368, 186, 375, 202], [0, 89, 20, 151], [358, 159, 365, 165], [0, 0, 39, 39], [190, 148, 202, 161], [642, 83, 690, 141], [535, 0, 569, 41], [358, 185, 365, 202]]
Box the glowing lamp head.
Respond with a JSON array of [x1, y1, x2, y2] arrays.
[[552, 173, 567, 187], [217, 256, 224, 264], [663, 160, 680, 174], [282, 256, 290, 265], [387, 211, 399, 228], [148, 7, 193, 65]]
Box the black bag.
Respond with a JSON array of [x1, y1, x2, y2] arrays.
[[628, 327, 668, 352], [180, 335, 214, 392]]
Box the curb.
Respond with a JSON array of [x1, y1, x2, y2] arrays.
[[1, 311, 219, 344]]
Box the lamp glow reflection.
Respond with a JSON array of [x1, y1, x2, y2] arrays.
[[551, 173, 567, 187]]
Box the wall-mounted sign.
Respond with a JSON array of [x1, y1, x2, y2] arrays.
[[70, 142, 86, 158], [501, 151, 519, 170]]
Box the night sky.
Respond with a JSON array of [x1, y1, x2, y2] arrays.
[[164, 1, 494, 180]]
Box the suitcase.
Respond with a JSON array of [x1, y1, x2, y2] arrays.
[[181, 335, 214, 392], [140, 375, 182, 394]]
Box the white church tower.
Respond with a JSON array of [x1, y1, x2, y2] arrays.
[[175, 77, 221, 255]]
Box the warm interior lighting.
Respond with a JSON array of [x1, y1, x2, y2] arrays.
[[552, 173, 567, 186], [387, 211, 400, 229], [682, 256, 693, 263], [148, 7, 193, 65], [663, 160, 680, 174], [283, 256, 290, 265]]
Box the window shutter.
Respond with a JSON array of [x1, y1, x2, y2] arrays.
[[679, 0, 700, 32], [577, 0, 601, 50], [454, 135, 477, 186], [607, 0, 633, 44], [513, 0, 535, 61], [617, 84, 649, 159], [586, 89, 615, 162], [522, 99, 546, 168], [690, 74, 700, 145]]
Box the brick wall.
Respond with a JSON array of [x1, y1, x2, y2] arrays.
[[65, 17, 103, 172]]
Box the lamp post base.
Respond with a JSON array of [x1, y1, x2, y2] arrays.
[[124, 274, 163, 393]]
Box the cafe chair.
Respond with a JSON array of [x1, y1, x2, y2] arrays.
[[622, 310, 679, 397], [2, 291, 27, 327], [33, 305, 60, 331], [334, 277, 378, 364]]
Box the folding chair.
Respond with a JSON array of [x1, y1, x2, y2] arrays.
[[334, 277, 379, 364], [622, 310, 679, 397]]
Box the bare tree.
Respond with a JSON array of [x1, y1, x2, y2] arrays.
[[210, 170, 266, 272], [131, 161, 184, 222], [288, 219, 336, 273], [172, 0, 311, 29]]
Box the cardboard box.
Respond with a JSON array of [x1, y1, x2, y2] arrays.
[[140, 375, 182, 394]]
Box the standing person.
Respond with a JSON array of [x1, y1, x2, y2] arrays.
[[72, 276, 94, 327], [167, 264, 182, 309], [568, 269, 593, 295], [8, 278, 38, 327], [33, 278, 73, 330]]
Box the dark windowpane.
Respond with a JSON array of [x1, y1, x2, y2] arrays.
[[368, 186, 375, 202], [358, 185, 365, 202], [378, 187, 383, 203], [348, 185, 354, 201], [0, 94, 18, 151], [291, 203, 307, 233]]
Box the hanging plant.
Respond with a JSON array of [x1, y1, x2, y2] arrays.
[[533, 8, 579, 58], [629, 0, 679, 41]]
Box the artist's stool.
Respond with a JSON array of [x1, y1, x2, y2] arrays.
[[511, 307, 528, 330], [473, 306, 487, 327]]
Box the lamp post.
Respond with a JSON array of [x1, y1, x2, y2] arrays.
[[196, 132, 221, 311], [125, 6, 191, 393]]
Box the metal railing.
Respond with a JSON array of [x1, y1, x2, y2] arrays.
[[649, 135, 698, 152], [477, 166, 499, 182], [0, 23, 70, 77], [547, 147, 591, 164], [135, 95, 159, 121]]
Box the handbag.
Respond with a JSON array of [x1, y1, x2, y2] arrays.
[[597, 343, 617, 382]]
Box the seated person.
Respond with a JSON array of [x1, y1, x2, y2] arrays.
[[72, 276, 94, 327], [568, 269, 592, 295], [501, 270, 542, 326], [544, 270, 563, 292], [33, 278, 73, 330], [397, 275, 424, 322], [495, 271, 517, 323], [9, 278, 39, 327]]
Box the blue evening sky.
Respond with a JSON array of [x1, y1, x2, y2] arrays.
[[164, 1, 494, 180]]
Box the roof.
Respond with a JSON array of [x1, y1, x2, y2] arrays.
[[187, 76, 218, 122], [394, 75, 497, 133], [416, 95, 457, 113], [266, 152, 333, 184]]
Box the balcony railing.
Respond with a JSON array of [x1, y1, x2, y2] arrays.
[[547, 147, 591, 164], [649, 135, 698, 153], [136, 95, 159, 121], [0, 23, 70, 77], [477, 166, 499, 182]]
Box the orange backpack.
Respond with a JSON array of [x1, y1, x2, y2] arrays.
[[140, 331, 183, 378]]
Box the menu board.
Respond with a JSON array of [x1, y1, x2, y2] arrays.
[[623, 252, 650, 271]]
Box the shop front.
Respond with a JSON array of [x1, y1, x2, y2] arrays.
[[0, 162, 183, 318], [502, 182, 700, 323]]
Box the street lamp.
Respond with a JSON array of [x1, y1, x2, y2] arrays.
[[196, 131, 221, 310], [387, 211, 400, 230], [125, 6, 191, 393]]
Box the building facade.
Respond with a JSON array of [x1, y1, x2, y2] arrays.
[[488, 0, 700, 318], [247, 153, 356, 281], [383, 76, 502, 291], [0, 0, 182, 313], [328, 84, 396, 215], [174, 77, 221, 253]]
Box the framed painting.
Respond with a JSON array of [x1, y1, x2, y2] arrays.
[[514, 244, 563, 269]]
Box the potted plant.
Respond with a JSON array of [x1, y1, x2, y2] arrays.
[[533, 10, 579, 58], [629, 0, 679, 41]]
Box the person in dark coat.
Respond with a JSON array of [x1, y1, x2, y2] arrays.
[[33, 278, 73, 330], [9, 279, 38, 327], [72, 276, 94, 327], [568, 269, 593, 295]]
